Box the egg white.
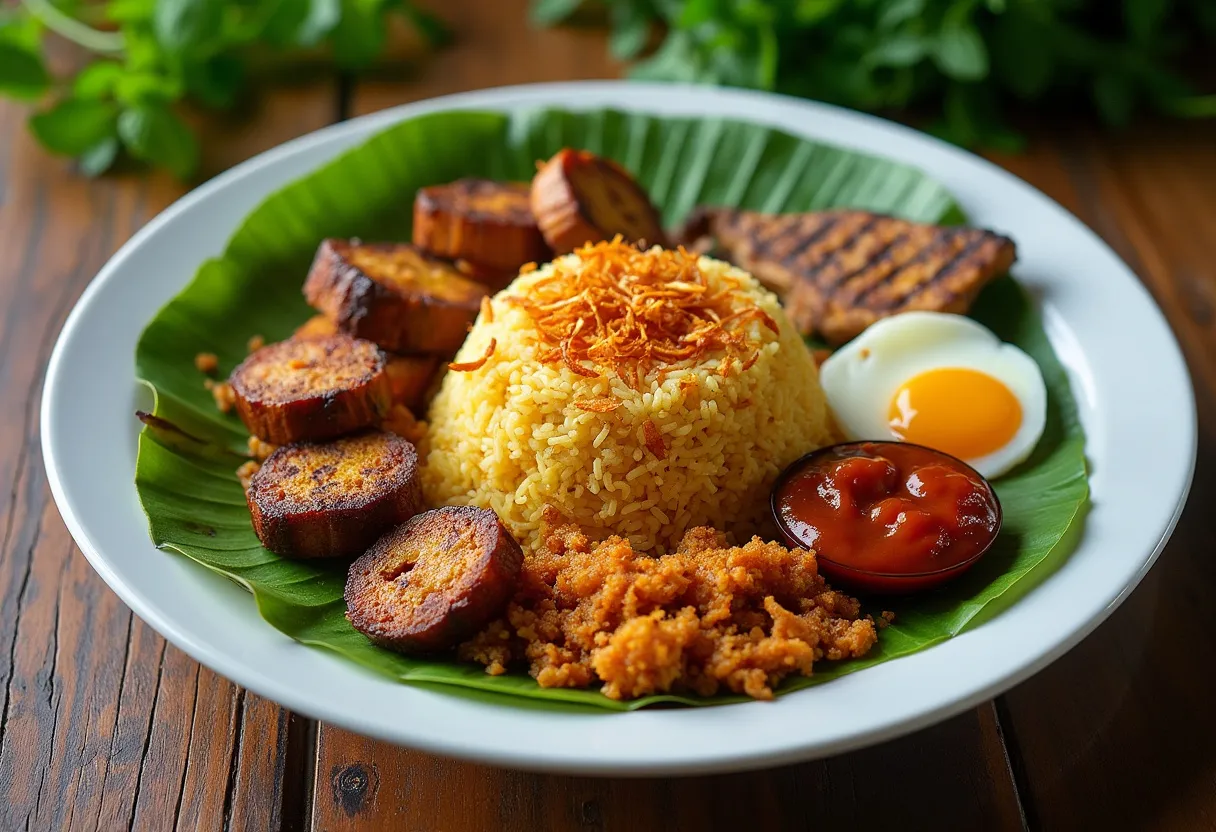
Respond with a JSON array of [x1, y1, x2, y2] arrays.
[[818, 312, 1047, 479]]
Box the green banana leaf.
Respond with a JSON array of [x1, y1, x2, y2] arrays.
[[134, 108, 1088, 711]]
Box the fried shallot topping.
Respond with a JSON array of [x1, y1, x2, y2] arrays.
[[573, 397, 622, 413], [448, 337, 497, 372], [504, 238, 778, 387], [642, 419, 667, 459]]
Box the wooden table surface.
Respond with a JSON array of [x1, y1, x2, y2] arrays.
[[2, 2, 1213, 829]]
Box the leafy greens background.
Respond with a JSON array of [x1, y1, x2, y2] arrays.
[[533, 0, 1216, 149], [2, 0, 448, 178], [135, 107, 1087, 710]]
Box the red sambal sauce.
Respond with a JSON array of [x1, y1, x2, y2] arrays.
[[773, 442, 1000, 581]]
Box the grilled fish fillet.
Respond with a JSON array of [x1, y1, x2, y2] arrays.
[[683, 208, 1016, 344]]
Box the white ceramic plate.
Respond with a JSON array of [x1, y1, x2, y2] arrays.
[[42, 82, 1196, 776]]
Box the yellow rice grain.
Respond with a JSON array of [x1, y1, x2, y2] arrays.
[[421, 253, 837, 552]]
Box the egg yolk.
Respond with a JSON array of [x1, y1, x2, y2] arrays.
[[887, 367, 1022, 461]]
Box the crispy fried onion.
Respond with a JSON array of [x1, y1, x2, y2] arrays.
[[503, 238, 778, 386], [573, 396, 622, 413], [448, 338, 497, 372], [643, 419, 667, 459]]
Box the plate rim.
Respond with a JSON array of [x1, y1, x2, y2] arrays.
[[41, 81, 1198, 775]]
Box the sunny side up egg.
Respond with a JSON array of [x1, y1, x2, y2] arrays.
[[818, 312, 1047, 480]]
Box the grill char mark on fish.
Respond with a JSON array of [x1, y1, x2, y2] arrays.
[[780, 213, 844, 267], [681, 208, 1015, 344], [858, 230, 965, 311], [890, 234, 995, 309]]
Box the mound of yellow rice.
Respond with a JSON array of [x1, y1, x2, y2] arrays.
[[421, 248, 836, 552]]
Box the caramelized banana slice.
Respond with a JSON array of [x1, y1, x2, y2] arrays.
[[531, 148, 668, 255], [413, 179, 550, 275], [304, 240, 488, 356], [230, 334, 391, 444], [248, 431, 422, 559], [385, 355, 438, 412], [293, 314, 337, 339], [454, 258, 515, 291], [291, 316, 437, 411], [345, 506, 523, 653]]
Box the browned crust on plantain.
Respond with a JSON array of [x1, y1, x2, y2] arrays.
[[344, 506, 523, 654], [384, 355, 438, 412], [413, 179, 550, 275], [303, 239, 489, 355], [689, 208, 1017, 344], [293, 314, 338, 339], [531, 148, 668, 255], [229, 334, 391, 444], [293, 316, 437, 411], [247, 431, 422, 559], [454, 258, 516, 292], [228, 335, 389, 445]]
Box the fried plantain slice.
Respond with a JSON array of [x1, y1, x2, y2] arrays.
[[293, 314, 337, 339], [290, 315, 437, 411], [453, 258, 516, 291], [230, 334, 391, 444], [384, 355, 438, 412], [531, 148, 668, 255], [303, 239, 488, 356], [247, 431, 422, 559], [345, 506, 523, 654], [413, 179, 550, 276]]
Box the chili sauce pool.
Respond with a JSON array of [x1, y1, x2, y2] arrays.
[[772, 441, 1002, 594]]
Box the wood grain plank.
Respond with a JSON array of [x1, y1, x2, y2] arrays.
[[310, 705, 1025, 831], [348, 0, 620, 118], [0, 73, 337, 828], [983, 130, 1084, 215], [1069, 125, 1216, 433], [992, 122, 1216, 831], [227, 700, 309, 832]]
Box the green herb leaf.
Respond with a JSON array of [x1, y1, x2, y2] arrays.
[[297, 0, 342, 45], [1093, 74, 1135, 126], [877, 0, 926, 30], [154, 0, 225, 54], [933, 19, 989, 81], [115, 70, 184, 105], [795, 0, 844, 25], [1161, 94, 1216, 118], [72, 61, 124, 99], [0, 41, 49, 100], [630, 30, 705, 83], [123, 23, 164, 71], [0, 13, 44, 52], [400, 3, 452, 48], [134, 108, 1084, 710], [1124, 0, 1169, 42], [106, 0, 156, 24], [679, 0, 717, 28], [78, 137, 120, 177], [867, 33, 929, 68], [264, 0, 342, 48], [184, 54, 244, 108], [29, 98, 119, 155], [330, 0, 387, 69], [991, 12, 1054, 100], [609, 4, 651, 60], [530, 0, 584, 27], [118, 101, 199, 178]]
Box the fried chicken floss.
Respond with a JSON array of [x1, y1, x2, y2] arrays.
[[459, 510, 878, 701]]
